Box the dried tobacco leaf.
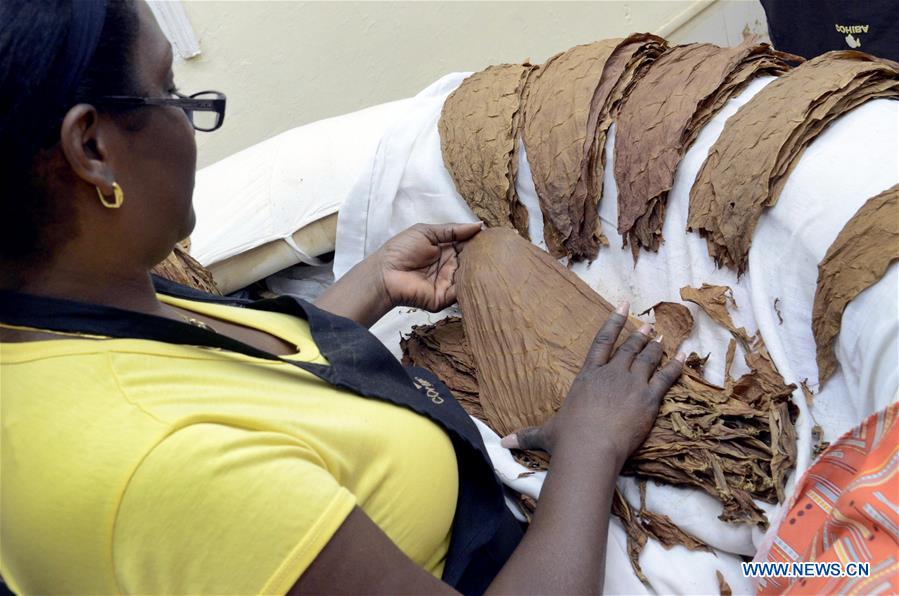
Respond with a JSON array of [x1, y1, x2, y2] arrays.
[[688, 51, 899, 273], [151, 244, 221, 295], [813, 183, 899, 384], [615, 41, 799, 258], [456, 228, 639, 436], [400, 318, 484, 420], [522, 34, 665, 260], [717, 570, 733, 596], [613, 489, 650, 584], [438, 64, 535, 236], [637, 481, 712, 553], [448, 229, 798, 527], [680, 284, 751, 348], [639, 301, 694, 357]]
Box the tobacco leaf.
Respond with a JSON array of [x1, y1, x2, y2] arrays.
[[456, 228, 639, 436], [613, 489, 650, 584], [680, 284, 751, 348], [688, 51, 899, 274], [438, 63, 535, 237], [440, 229, 797, 528], [615, 41, 800, 258], [519, 493, 537, 523], [717, 570, 732, 596], [637, 480, 712, 553], [812, 183, 899, 384], [151, 243, 221, 295], [522, 34, 665, 260], [400, 318, 484, 420], [639, 301, 694, 357]]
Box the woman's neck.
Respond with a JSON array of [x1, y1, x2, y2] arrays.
[[3, 261, 165, 316]]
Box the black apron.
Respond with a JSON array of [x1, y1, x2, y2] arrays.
[[0, 277, 523, 595], [760, 0, 899, 63]]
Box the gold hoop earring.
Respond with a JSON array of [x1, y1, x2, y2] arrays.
[[96, 182, 124, 209]]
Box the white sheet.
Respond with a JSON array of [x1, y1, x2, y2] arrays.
[[333, 72, 899, 592]]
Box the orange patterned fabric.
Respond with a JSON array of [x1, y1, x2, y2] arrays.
[[759, 401, 898, 594]]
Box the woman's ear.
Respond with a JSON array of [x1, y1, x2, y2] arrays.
[[58, 104, 115, 194]]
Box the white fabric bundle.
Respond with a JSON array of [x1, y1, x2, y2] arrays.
[[333, 73, 899, 593], [189, 98, 414, 267]]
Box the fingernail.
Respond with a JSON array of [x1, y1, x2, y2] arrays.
[[639, 323, 653, 336], [675, 352, 686, 362], [616, 302, 629, 316], [654, 334, 664, 343], [500, 433, 519, 449]]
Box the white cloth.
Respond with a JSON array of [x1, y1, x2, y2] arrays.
[[189, 98, 414, 267], [334, 71, 899, 592]]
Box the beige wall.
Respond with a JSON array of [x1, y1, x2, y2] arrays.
[[173, 0, 768, 168]]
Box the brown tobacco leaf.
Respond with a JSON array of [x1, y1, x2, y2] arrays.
[[717, 570, 733, 596], [151, 243, 221, 295], [522, 34, 666, 260], [813, 183, 899, 384], [612, 485, 712, 584], [438, 64, 535, 237], [637, 481, 712, 553], [800, 378, 815, 408], [680, 284, 751, 349], [688, 51, 899, 274], [456, 228, 639, 436], [615, 41, 800, 258], [400, 318, 484, 420], [613, 489, 650, 584], [445, 229, 797, 528], [640, 301, 694, 357], [686, 352, 710, 376]]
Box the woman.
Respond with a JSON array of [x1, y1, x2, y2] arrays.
[[0, 1, 683, 593]]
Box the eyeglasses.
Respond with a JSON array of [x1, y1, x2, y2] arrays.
[[92, 90, 226, 132]]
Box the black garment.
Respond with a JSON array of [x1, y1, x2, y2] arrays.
[[0, 277, 523, 595], [760, 0, 899, 62]]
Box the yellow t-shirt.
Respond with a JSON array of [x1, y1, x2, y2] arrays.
[[0, 294, 459, 594]]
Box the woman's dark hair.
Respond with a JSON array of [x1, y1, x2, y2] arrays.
[[0, 0, 140, 261]]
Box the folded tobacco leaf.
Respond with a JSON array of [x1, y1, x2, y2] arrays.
[[446, 228, 797, 528], [438, 63, 535, 237], [457, 228, 639, 436], [522, 39, 620, 258], [717, 570, 732, 596], [151, 244, 221, 295], [813, 182, 899, 385], [680, 284, 751, 349], [615, 40, 800, 259], [522, 34, 666, 260], [572, 33, 667, 260], [688, 51, 899, 273], [639, 301, 694, 357]]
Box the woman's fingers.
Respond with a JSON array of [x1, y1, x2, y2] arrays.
[[610, 324, 654, 368], [631, 337, 665, 380], [501, 426, 548, 452], [415, 222, 483, 245], [584, 303, 630, 366], [648, 353, 686, 399]]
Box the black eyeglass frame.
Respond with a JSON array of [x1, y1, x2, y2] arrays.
[[92, 90, 226, 132]]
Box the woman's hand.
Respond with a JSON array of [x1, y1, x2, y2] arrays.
[[501, 304, 684, 466], [374, 222, 483, 312]]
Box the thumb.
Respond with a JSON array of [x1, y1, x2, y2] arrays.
[[500, 425, 548, 452]]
